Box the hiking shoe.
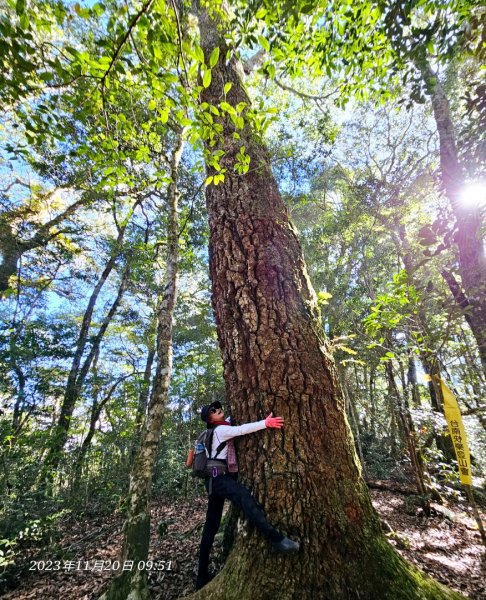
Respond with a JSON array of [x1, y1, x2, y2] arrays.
[[272, 536, 300, 553], [195, 571, 215, 590]]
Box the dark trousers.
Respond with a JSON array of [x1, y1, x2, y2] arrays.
[[197, 474, 283, 578]]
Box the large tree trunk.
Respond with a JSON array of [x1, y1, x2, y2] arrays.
[[100, 132, 184, 600], [186, 6, 462, 599], [418, 59, 486, 374]]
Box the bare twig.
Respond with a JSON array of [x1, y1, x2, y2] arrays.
[[170, 0, 190, 89], [100, 0, 155, 90]]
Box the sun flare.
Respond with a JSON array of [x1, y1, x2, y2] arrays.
[[460, 183, 486, 208]]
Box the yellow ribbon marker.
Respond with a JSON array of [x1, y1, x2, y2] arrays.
[[425, 375, 472, 485], [425, 375, 486, 546], [439, 378, 472, 485]]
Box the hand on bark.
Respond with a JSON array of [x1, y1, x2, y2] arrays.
[[265, 413, 284, 429]]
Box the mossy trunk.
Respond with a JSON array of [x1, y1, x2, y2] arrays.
[[185, 5, 464, 599], [100, 135, 184, 600], [131, 341, 156, 463]]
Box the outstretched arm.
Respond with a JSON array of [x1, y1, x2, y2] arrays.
[[215, 413, 284, 443]]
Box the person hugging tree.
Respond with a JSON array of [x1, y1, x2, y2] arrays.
[[196, 401, 300, 590]]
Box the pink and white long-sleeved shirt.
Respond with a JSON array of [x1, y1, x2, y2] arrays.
[[210, 420, 267, 461]]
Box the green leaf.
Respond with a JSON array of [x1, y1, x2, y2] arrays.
[[92, 3, 105, 16], [39, 72, 54, 82], [317, 291, 332, 305], [203, 70, 212, 88], [301, 4, 314, 14], [209, 47, 220, 68], [148, 100, 157, 110], [15, 0, 26, 15], [205, 175, 213, 185], [19, 12, 29, 29], [195, 46, 205, 64], [337, 345, 357, 355], [258, 36, 270, 52], [220, 101, 232, 112], [223, 82, 232, 95]]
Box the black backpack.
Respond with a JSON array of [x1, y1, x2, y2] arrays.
[[192, 426, 226, 478]]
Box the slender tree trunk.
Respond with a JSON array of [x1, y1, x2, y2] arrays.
[[341, 371, 368, 480], [42, 262, 131, 479], [73, 373, 136, 490], [130, 341, 156, 463], [418, 59, 486, 373], [185, 6, 462, 599], [62, 202, 137, 423], [407, 353, 421, 408], [386, 365, 401, 461], [389, 221, 456, 462], [368, 367, 377, 438], [11, 364, 26, 432], [385, 362, 431, 510], [100, 132, 185, 600]]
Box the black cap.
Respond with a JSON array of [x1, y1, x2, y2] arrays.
[[200, 401, 222, 423]]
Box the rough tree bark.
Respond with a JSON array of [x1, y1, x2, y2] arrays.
[[100, 132, 185, 600], [185, 5, 462, 599]]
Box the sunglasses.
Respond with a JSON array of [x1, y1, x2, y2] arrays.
[[210, 407, 222, 414]]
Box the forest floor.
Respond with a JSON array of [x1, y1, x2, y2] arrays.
[[1, 486, 485, 600]]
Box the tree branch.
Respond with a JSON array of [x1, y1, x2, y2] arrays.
[[100, 0, 155, 90]]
